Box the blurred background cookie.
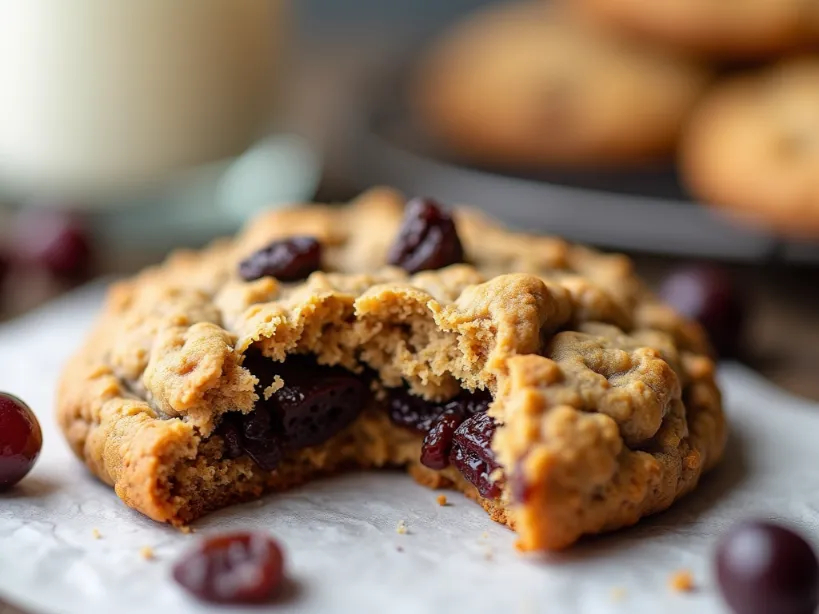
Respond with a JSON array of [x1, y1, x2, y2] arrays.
[[570, 0, 819, 60], [681, 58, 819, 237], [412, 2, 710, 170]]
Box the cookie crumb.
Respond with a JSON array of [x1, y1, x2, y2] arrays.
[[436, 495, 448, 506], [669, 570, 695, 593], [179, 525, 192, 535], [396, 545, 404, 553], [481, 531, 489, 539], [139, 547, 155, 561], [396, 520, 408, 535], [610, 587, 626, 602], [91, 528, 102, 540], [264, 376, 284, 400]]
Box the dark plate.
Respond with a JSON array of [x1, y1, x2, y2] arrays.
[[337, 64, 819, 265]]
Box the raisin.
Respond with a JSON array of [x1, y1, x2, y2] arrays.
[[13, 210, 93, 279], [450, 413, 502, 499], [387, 388, 444, 434], [274, 359, 367, 449], [658, 265, 745, 358], [173, 532, 285, 604], [242, 437, 284, 472], [387, 198, 465, 273], [239, 236, 322, 282], [242, 404, 276, 441], [445, 388, 492, 416], [218, 417, 244, 460], [420, 407, 467, 470], [218, 355, 368, 469]]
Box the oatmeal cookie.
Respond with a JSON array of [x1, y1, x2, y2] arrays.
[[681, 59, 819, 238], [412, 2, 709, 170], [57, 187, 726, 551], [571, 0, 819, 60]]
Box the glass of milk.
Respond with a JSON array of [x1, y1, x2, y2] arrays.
[[0, 0, 286, 200]]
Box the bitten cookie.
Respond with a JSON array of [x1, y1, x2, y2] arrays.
[[412, 2, 709, 170], [681, 59, 819, 238], [571, 0, 819, 60], [57, 187, 726, 551]]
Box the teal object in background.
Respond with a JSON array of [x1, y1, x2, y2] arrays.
[[88, 134, 320, 253]]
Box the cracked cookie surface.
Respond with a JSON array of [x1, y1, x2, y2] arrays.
[[57, 187, 726, 551]]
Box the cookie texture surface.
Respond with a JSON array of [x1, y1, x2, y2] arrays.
[[572, 0, 819, 60], [413, 2, 709, 170], [57, 187, 726, 551], [682, 59, 819, 238]]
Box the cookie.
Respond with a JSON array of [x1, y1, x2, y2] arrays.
[[412, 2, 709, 170], [681, 59, 819, 238], [572, 0, 819, 60], [57, 187, 726, 551]]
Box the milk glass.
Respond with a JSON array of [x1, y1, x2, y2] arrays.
[[0, 0, 282, 199]]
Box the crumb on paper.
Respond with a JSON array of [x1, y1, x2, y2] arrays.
[[669, 570, 695, 593], [179, 525, 192, 535], [396, 520, 408, 535], [610, 587, 626, 602], [436, 495, 448, 506], [481, 531, 489, 539], [396, 545, 404, 553], [484, 547, 494, 561], [91, 528, 102, 540], [139, 547, 155, 561]]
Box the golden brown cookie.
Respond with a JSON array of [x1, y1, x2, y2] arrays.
[[412, 2, 709, 170], [57, 187, 726, 551], [681, 59, 819, 238], [572, 0, 819, 60]]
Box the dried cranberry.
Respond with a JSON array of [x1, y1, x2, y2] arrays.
[[387, 388, 444, 434], [239, 237, 322, 282], [420, 407, 467, 470], [716, 521, 819, 614], [273, 359, 367, 450], [387, 197, 465, 274], [0, 393, 43, 489], [658, 265, 745, 358], [173, 532, 285, 604], [450, 413, 502, 499]]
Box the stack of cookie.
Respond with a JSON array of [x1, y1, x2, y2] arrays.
[[413, 1, 819, 238]]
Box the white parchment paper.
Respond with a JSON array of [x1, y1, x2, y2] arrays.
[[1, 282, 818, 614]]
